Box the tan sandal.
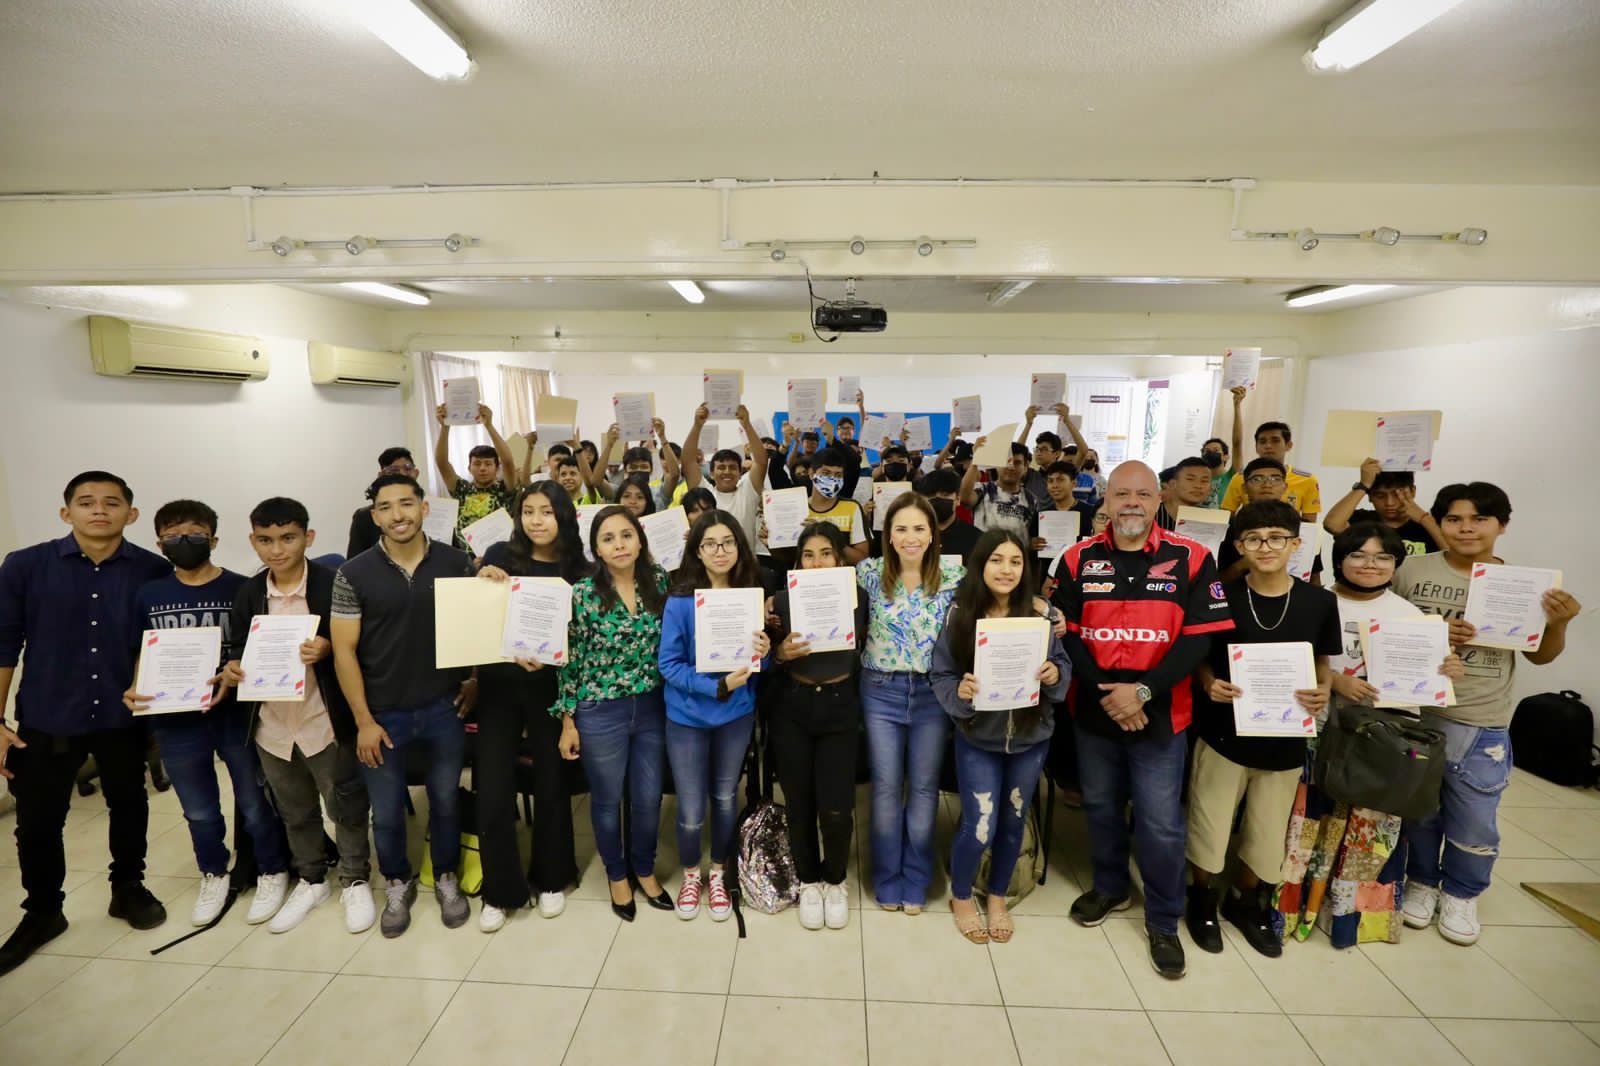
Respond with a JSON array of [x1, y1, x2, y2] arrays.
[[950, 900, 989, 944], [987, 907, 1014, 944]]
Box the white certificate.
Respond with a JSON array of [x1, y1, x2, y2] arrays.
[[873, 482, 914, 530], [500, 577, 574, 665], [1228, 642, 1317, 737], [1360, 617, 1455, 709], [612, 392, 656, 441], [974, 617, 1050, 712], [762, 487, 809, 549], [838, 376, 862, 405], [640, 506, 690, 570], [953, 395, 983, 434], [698, 423, 721, 454], [693, 587, 764, 673], [239, 615, 320, 702], [460, 506, 515, 557], [1037, 510, 1079, 560], [902, 416, 933, 452], [1174, 506, 1230, 559], [851, 475, 875, 508], [422, 496, 459, 545], [534, 423, 575, 450], [786, 567, 858, 653], [1221, 347, 1261, 391], [859, 413, 903, 446], [1286, 522, 1320, 582], [1464, 563, 1561, 651], [703, 370, 742, 420], [441, 376, 481, 425], [787, 378, 827, 429], [134, 627, 224, 715], [1375, 411, 1437, 472], [1029, 373, 1067, 408], [576, 503, 606, 561]]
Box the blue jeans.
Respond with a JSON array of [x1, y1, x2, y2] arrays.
[[1405, 718, 1512, 900], [576, 690, 666, 882], [360, 697, 467, 882], [861, 669, 950, 907], [151, 706, 287, 877], [1075, 724, 1188, 934], [665, 714, 755, 868], [949, 732, 1050, 901]]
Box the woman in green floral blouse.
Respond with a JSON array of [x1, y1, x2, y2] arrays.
[[556, 505, 674, 921]]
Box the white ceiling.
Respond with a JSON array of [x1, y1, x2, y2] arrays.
[[2, 0, 1597, 193]]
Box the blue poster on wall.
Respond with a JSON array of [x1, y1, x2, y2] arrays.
[[770, 411, 954, 461]]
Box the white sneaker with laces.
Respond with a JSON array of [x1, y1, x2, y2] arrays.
[[707, 870, 733, 922], [797, 883, 825, 930], [1401, 881, 1441, 929], [270, 879, 331, 934], [1438, 893, 1481, 945], [676, 871, 703, 920], [341, 882, 376, 933], [192, 873, 229, 926], [246, 872, 290, 925], [480, 903, 508, 933], [538, 891, 566, 918], [823, 882, 849, 930]]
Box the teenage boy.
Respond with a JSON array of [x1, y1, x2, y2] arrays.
[[1322, 459, 1442, 558], [1394, 482, 1581, 946], [1018, 402, 1091, 509], [1156, 457, 1215, 531], [1202, 385, 1248, 509], [433, 400, 518, 550], [332, 474, 478, 937], [1184, 500, 1339, 958], [801, 447, 871, 564], [594, 419, 681, 507], [1221, 420, 1321, 521], [541, 442, 573, 483], [125, 500, 290, 928], [348, 446, 419, 559], [963, 441, 1037, 538], [684, 403, 769, 551], [0, 472, 173, 976], [1216, 458, 1324, 586], [222, 498, 375, 935], [1038, 461, 1096, 539], [915, 468, 982, 564]]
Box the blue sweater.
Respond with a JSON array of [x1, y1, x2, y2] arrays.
[[658, 594, 765, 728]]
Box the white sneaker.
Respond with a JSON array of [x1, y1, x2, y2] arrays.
[[1438, 893, 1481, 945], [341, 882, 376, 934], [246, 872, 290, 925], [269, 879, 331, 934], [798, 884, 825, 930], [480, 903, 508, 933], [823, 882, 849, 930], [191, 873, 229, 926], [1401, 881, 1441, 929], [538, 891, 566, 918]]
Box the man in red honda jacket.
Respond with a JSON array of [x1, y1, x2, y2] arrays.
[[1051, 461, 1232, 980]]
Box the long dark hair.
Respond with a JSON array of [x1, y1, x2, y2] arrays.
[[588, 505, 666, 615], [945, 528, 1046, 732], [671, 509, 762, 596], [617, 472, 657, 516], [503, 482, 592, 585]]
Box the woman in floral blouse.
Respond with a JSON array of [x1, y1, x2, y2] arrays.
[[856, 492, 965, 913], [556, 506, 673, 922]]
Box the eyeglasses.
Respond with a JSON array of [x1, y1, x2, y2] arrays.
[[700, 539, 738, 556], [1245, 474, 1286, 486], [159, 533, 211, 548], [1345, 552, 1398, 566], [1239, 534, 1292, 551]]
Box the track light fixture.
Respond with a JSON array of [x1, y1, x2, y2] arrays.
[[915, 237, 935, 257], [1234, 226, 1486, 251], [848, 237, 867, 255], [344, 235, 374, 256], [1295, 228, 1320, 251], [269, 236, 302, 257], [443, 233, 466, 253], [255, 234, 480, 255], [1363, 226, 1401, 246], [770, 244, 788, 262], [733, 236, 976, 259]]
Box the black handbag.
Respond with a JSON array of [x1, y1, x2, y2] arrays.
[[1312, 704, 1447, 820]]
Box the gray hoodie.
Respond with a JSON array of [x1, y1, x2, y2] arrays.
[[931, 615, 1071, 753]]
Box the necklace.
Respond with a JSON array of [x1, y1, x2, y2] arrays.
[[1246, 578, 1293, 631]]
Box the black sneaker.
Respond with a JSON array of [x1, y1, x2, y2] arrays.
[[1069, 889, 1132, 927], [1185, 884, 1224, 954], [1147, 927, 1186, 979], [108, 882, 167, 930], [0, 912, 69, 977], [1221, 884, 1282, 958]]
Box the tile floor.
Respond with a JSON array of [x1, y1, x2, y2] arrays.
[[3, 767, 1600, 1065]]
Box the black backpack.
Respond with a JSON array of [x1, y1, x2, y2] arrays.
[[1509, 691, 1600, 789]]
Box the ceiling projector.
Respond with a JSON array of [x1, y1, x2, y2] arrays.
[[813, 278, 887, 333]]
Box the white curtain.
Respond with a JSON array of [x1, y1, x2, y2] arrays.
[[418, 352, 488, 497], [498, 365, 550, 437]]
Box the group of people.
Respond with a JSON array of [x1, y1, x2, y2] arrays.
[[0, 384, 1581, 987]]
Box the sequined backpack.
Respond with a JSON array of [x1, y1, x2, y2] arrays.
[[737, 801, 800, 914]]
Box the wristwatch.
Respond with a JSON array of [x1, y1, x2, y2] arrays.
[[1134, 683, 1153, 704], [1352, 481, 1371, 493]]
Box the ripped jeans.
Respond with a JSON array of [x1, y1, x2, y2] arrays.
[[1404, 716, 1513, 900], [948, 731, 1050, 901]]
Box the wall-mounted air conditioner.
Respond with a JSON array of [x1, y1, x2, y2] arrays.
[[307, 342, 410, 387], [88, 316, 268, 382]]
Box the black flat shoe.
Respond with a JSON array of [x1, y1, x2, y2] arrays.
[[611, 899, 637, 922], [643, 889, 674, 911]]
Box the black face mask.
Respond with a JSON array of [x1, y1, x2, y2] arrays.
[[1202, 451, 1224, 469], [160, 535, 213, 571], [929, 497, 956, 522], [883, 463, 909, 481]]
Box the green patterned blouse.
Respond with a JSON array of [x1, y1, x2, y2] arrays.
[[553, 565, 670, 717]]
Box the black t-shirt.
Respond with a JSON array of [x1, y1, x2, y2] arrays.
[[1347, 509, 1439, 557], [1195, 577, 1343, 771], [772, 585, 868, 683], [937, 520, 982, 565]]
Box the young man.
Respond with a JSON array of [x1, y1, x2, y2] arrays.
[[348, 446, 419, 558], [222, 498, 375, 935], [684, 403, 769, 552], [433, 400, 518, 551], [1215, 458, 1324, 586], [1018, 401, 1092, 509], [541, 442, 573, 483], [1220, 420, 1321, 521], [1156, 457, 1216, 531], [1394, 482, 1581, 946], [125, 501, 290, 928], [0, 472, 174, 976], [595, 419, 681, 507], [1322, 460, 1442, 558], [1184, 500, 1339, 958], [551, 456, 591, 507], [915, 468, 981, 564], [963, 441, 1037, 538], [1202, 385, 1248, 509], [799, 447, 870, 564], [331, 474, 478, 937], [1038, 461, 1096, 539]]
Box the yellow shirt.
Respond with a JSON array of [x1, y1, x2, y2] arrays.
[[1221, 466, 1322, 516], [806, 498, 869, 546]]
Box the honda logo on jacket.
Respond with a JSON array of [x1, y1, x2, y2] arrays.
[[1082, 627, 1173, 643]]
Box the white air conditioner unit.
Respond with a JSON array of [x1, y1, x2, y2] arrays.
[[88, 316, 268, 382], [307, 342, 410, 387]]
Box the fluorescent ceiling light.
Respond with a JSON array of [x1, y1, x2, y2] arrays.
[[668, 280, 706, 304], [986, 280, 1035, 306], [342, 281, 432, 306], [1284, 284, 1396, 309], [352, 0, 473, 80], [1306, 0, 1467, 73], [1088, 276, 1226, 285]]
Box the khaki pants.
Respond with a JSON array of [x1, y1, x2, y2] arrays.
[[1185, 738, 1300, 882]]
